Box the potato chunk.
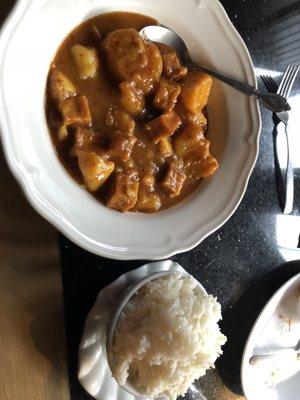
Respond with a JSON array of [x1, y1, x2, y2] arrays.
[[174, 123, 218, 179], [71, 44, 99, 79], [102, 29, 162, 94], [174, 123, 205, 158], [185, 146, 219, 179], [49, 68, 76, 101], [136, 175, 161, 212], [175, 103, 207, 127], [109, 131, 137, 161], [119, 81, 145, 115], [145, 111, 182, 143], [58, 95, 92, 125], [179, 72, 212, 114], [72, 126, 99, 155], [158, 137, 173, 158], [105, 106, 135, 135], [153, 78, 181, 111], [107, 168, 139, 212], [161, 160, 186, 197], [77, 150, 114, 192]]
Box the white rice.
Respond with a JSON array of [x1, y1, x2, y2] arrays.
[[112, 273, 226, 399]]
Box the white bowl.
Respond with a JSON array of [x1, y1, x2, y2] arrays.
[[78, 260, 206, 400], [0, 0, 261, 260], [106, 270, 207, 398]]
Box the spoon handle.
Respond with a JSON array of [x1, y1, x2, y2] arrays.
[[187, 61, 290, 113]]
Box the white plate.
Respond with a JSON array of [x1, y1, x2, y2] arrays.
[[0, 0, 261, 260], [78, 260, 189, 400], [241, 273, 300, 400]]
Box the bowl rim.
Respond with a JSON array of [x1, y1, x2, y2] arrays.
[[0, 0, 261, 260]]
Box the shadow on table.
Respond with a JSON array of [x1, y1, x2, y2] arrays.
[[217, 260, 300, 395]]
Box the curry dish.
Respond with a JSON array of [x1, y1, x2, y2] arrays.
[[45, 12, 218, 213]]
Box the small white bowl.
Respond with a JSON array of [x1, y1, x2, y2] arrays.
[[106, 270, 207, 398], [78, 260, 206, 400], [0, 0, 261, 260]]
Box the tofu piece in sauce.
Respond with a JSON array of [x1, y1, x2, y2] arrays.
[[107, 168, 139, 212], [77, 150, 115, 192], [109, 131, 137, 162], [145, 111, 182, 143], [58, 95, 92, 126], [153, 78, 181, 112], [161, 159, 186, 197]]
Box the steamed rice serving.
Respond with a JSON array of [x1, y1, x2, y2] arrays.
[[111, 273, 226, 399]]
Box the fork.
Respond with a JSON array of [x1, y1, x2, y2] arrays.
[[261, 65, 299, 214]]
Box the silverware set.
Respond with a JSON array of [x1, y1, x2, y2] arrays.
[[261, 65, 299, 214]]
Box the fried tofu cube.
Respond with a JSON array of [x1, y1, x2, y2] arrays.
[[77, 150, 114, 192], [119, 81, 145, 115], [153, 78, 181, 111], [161, 161, 186, 197], [158, 137, 173, 158], [107, 168, 139, 212], [58, 95, 92, 126], [174, 123, 205, 158], [109, 131, 137, 161], [105, 106, 135, 135], [49, 68, 76, 101], [144, 112, 182, 143], [71, 44, 99, 79], [179, 72, 212, 114], [157, 44, 187, 80], [71, 126, 99, 155], [136, 175, 161, 212]]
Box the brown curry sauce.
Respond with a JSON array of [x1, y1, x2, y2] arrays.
[[45, 12, 218, 212]]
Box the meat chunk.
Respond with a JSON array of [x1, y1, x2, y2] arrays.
[[179, 72, 212, 114], [71, 126, 99, 155], [77, 150, 114, 192], [109, 131, 137, 161], [174, 123, 218, 179], [157, 44, 188, 80], [105, 106, 135, 135], [102, 29, 162, 94], [58, 95, 92, 125], [153, 78, 181, 111], [119, 81, 145, 115], [107, 168, 139, 212], [158, 137, 173, 158], [161, 160, 186, 197], [71, 44, 99, 79], [144, 111, 182, 143], [136, 175, 161, 212], [174, 123, 205, 158], [49, 68, 76, 101]]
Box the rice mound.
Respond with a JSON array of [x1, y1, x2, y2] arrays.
[[112, 273, 227, 399]]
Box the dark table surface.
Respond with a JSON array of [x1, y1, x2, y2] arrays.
[[2, 1, 300, 399]]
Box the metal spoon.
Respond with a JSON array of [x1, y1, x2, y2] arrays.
[[250, 339, 300, 366], [139, 26, 290, 113]]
